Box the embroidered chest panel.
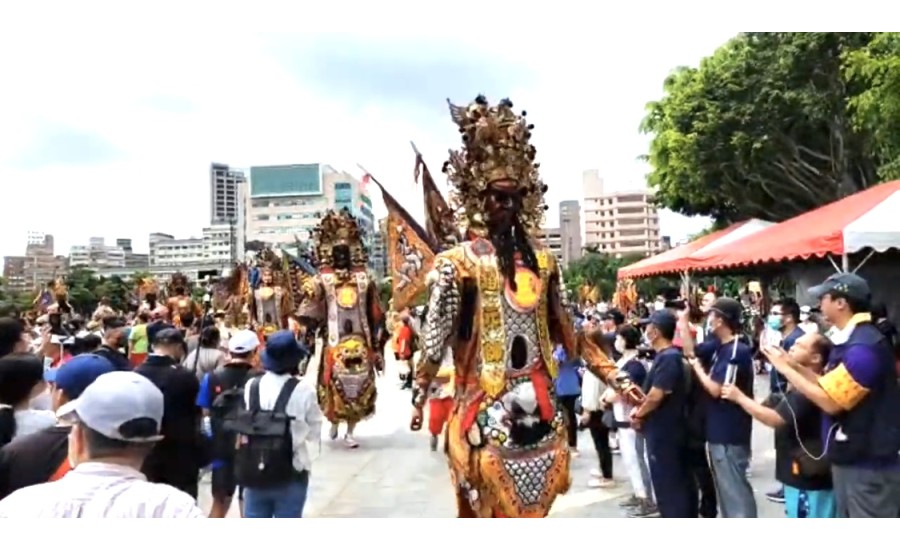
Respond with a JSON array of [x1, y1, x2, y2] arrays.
[[461, 241, 557, 397], [322, 271, 371, 347]]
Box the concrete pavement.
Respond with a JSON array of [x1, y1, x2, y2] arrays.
[[199, 354, 786, 518]]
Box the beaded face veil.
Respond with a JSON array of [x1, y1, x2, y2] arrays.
[[442, 95, 549, 234], [313, 208, 369, 269]]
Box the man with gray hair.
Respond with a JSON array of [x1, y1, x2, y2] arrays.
[[0, 371, 203, 517]]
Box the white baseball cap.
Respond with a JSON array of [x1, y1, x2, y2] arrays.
[[228, 329, 261, 354], [57, 371, 164, 442]]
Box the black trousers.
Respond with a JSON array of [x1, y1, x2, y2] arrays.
[[686, 444, 718, 518], [588, 410, 613, 479], [558, 395, 579, 448], [646, 436, 697, 518]]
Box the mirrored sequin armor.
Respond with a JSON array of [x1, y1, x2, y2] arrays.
[[413, 95, 626, 518], [299, 208, 385, 426]]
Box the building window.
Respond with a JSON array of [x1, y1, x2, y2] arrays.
[[250, 164, 321, 196]]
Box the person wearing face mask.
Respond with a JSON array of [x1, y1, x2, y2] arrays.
[[687, 297, 758, 518], [134, 322, 204, 499], [767, 300, 805, 400], [0, 371, 203, 517], [763, 272, 900, 518], [0, 354, 114, 499], [600, 325, 656, 515], [630, 310, 696, 517]]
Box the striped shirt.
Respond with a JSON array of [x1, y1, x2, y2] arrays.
[[0, 462, 204, 518]]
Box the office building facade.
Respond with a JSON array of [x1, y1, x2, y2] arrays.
[[558, 200, 582, 268], [3, 233, 67, 293]]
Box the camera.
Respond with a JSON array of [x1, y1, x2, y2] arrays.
[[637, 345, 656, 361]]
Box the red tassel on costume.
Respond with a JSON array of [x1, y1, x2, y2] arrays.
[[530, 372, 554, 422], [460, 395, 482, 433]]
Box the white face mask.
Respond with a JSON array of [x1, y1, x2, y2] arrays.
[[614, 339, 626, 354], [799, 313, 809, 322], [653, 301, 665, 312]]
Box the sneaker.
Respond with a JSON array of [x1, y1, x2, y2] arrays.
[[587, 478, 616, 489], [329, 424, 339, 440], [618, 495, 641, 508], [589, 468, 603, 478], [765, 487, 785, 504], [344, 435, 359, 448], [628, 501, 660, 518]]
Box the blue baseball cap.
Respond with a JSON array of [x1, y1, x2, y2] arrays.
[[639, 309, 678, 334], [47, 354, 116, 399], [261, 330, 309, 374]]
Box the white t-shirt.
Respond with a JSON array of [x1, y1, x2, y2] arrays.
[[13, 409, 56, 440]]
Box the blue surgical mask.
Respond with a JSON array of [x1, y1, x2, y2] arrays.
[[767, 315, 782, 330]]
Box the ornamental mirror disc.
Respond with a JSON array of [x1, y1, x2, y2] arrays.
[[337, 286, 358, 309], [504, 268, 541, 312]]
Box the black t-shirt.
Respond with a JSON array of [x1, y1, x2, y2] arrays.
[[774, 391, 832, 491], [642, 347, 687, 443], [0, 425, 71, 499]]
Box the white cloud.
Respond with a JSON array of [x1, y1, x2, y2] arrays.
[[0, 3, 748, 261]]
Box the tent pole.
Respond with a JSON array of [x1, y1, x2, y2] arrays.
[[841, 253, 849, 273], [852, 250, 876, 274]]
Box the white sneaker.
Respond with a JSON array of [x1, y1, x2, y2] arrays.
[[588, 478, 616, 489], [344, 435, 359, 448], [589, 468, 603, 478]]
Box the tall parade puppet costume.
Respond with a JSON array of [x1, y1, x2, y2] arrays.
[[299, 208, 385, 448], [166, 273, 202, 329], [249, 248, 292, 339], [411, 96, 637, 518], [136, 277, 167, 320]]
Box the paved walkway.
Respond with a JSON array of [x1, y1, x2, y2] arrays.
[[199, 354, 786, 518]]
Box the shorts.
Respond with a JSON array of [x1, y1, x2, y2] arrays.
[[211, 463, 237, 499]]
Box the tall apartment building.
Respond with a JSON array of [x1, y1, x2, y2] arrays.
[[210, 163, 246, 225], [558, 200, 582, 268], [2, 233, 67, 293], [246, 163, 375, 248], [536, 227, 564, 267], [582, 169, 663, 258]]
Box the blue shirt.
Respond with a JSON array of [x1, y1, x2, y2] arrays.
[[554, 347, 582, 397], [642, 347, 687, 442], [700, 338, 754, 446], [196, 373, 224, 469], [771, 327, 804, 394]]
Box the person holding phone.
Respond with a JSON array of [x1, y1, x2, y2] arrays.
[[687, 297, 758, 518]]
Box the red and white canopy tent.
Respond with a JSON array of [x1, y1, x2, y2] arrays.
[[617, 218, 774, 280], [685, 180, 900, 273]]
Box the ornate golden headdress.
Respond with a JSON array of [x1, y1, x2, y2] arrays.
[[167, 272, 191, 295], [312, 208, 368, 268], [443, 95, 548, 232], [136, 276, 159, 299]]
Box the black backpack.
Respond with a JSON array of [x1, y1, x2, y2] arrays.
[[208, 367, 254, 460], [230, 377, 299, 488]]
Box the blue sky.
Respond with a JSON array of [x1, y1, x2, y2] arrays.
[[0, 4, 742, 259]]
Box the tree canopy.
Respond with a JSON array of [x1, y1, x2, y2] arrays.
[[642, 32, 900, 225], [0, 269, 150, 316]]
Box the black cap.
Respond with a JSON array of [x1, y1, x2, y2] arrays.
[[601, 308, 625, 326], [645, 309, 677, 334], [808, 272, 870, 302], [147, 322, 183, 345], [710, 297, 742, 327]]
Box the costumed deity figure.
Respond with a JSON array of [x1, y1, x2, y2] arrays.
[[249, 248, 291, 339], [410, 96, 642, 518], [219, 263, 251, 329], [166, 273, 201, 329], [45, 277, 74, 320], [298, 208, 384, 448], [136, 276, 167, 320]]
